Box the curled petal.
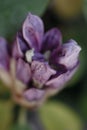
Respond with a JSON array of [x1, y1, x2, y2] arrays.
[[16, 59, 31, 84], [58, 39, 81, 69], [42, 28, 62, 52], [12, 32, 28, 59], [31, 61, 56, 88], [0, 37, 9, 70], [22, 13, 44, 51], [50, 39, 81, 69], [23, 88, 45, 101], [46, 64, 79, 91]]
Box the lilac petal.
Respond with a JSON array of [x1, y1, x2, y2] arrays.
[[46, 64, 79, 90], [58, 39, 81, 69], [23, 88, 45, 101], [50, 39, 81, 69], [0, 37, 9, 70], [31, 61, 56, 88], [16, 59, 31, 84], [12, 32, 29, 59], [22, 13, 44, 51], [42, 28, 62, 52]]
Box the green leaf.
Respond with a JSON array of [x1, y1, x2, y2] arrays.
[[0, 0, 49, 39], [40, 102, 83, 130]]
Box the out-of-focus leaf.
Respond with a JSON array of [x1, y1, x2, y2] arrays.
[[0, 80, 10, 97], [0, 100, 13, 130], [51, 0, 83, 20], [83, 0, 87, 21], [40, 102, 83, 130], [79, 83, 87, 121], [0, 0, 49, 39], [10, 124, 30, 130]]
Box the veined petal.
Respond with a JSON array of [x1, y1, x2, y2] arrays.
[[22, 13, 44, 51], [58, 39, 81, 69], [31, 61, 56, 88], [46, 64, 79, 90], [42, 28, 62, 52], [12, 32, 28, 59], [0, 37, 9, 70], [16, 59, 31, 84]]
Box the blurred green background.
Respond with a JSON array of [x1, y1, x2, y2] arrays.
[[0, 0, 87, 130]]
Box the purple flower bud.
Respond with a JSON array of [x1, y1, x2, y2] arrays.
[[0, 12, 81, 108]]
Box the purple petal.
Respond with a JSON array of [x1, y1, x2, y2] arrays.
[[50, 46, 62, 65], [0, 37, 9, 70], [23, 88, 45, 101], [46, 64, 79, 90], [31, 61, 56, 88], [22, 13, 44, 51], [12, 32, 29, 59], [50, 39, 81, 69], [58, 39, 81, 69], [42, 28, 62, 52], [16, 59, 31, 84]]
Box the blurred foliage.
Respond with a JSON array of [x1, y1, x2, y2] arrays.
[[10, 124, 30, 130], [51, 0, 83, 20], [83, 0, 87, 21], [0, 101, 83, 130], [0, 81, 10, 99], [0, 0, 49, 39], [40, 102, 83, 130], [0, 100, 13, 130]]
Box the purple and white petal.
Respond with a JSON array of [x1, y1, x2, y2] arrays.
[[16, 58, 31, 84], [31, 61, 56, 88], [58, 39, 81, 69], [42, 28, 62, 52], [12, 32, 28, 59], [46, 64, 79, 90], [0, 37, 9, 70], [23, 88, 45, 101], [22, 13, 44, 51]]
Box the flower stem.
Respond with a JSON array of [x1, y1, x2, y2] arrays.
[[26, 109, 45, 130]]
